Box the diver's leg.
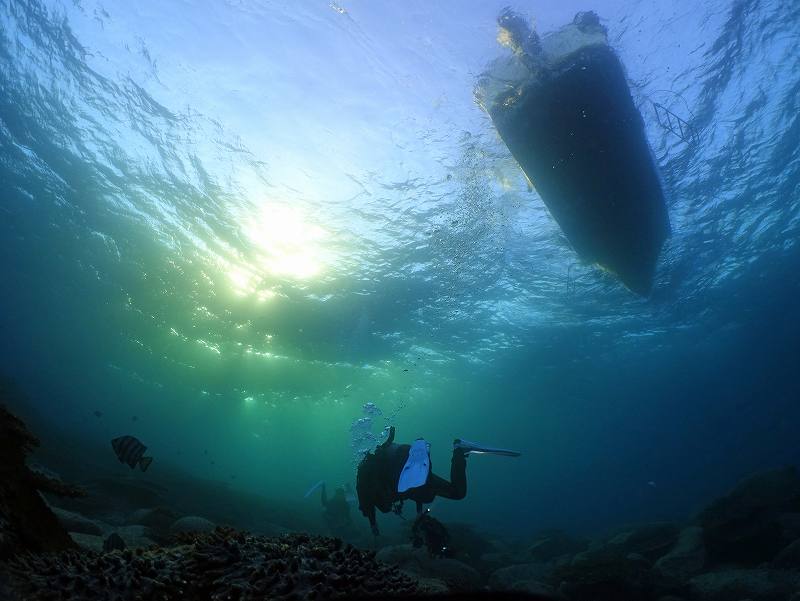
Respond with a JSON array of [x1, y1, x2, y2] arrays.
[[448, 449, 467, 499], [426, 450, 467, 500]]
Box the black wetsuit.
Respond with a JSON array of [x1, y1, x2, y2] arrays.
[[356, 427, 467, 533]]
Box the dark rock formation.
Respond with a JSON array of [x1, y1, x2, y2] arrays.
[[3, 528, 419, 600], [689, 567, 800, 601], [654, 526, 706, 581], [53, 476, 170, 519], [445, 522, 497, 562], [126, 505, 181, 537], [102, 533, 126, 553], [51, 507, 105, 536], [551, 549, 673, 601], [169, 515, 216, 535], [490, 562, 553, 591], [113, 525, 157, 549], [528, 530, 588, 562], [773, 538, 800, 568], [0, 405, 83, 559], [601, 522, 680, 563], [376, 543, 483, 591], [698, 467, 800, 566]]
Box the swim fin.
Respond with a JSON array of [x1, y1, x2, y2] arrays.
[[453, 439, 521, 457], [304, 480, 326, 498], [398, 439, 431, 492]]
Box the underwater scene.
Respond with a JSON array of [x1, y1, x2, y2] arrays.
[[1, 0, 799, 599]]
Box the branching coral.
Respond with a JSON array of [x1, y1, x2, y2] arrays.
[[3, 528, 418, 600]]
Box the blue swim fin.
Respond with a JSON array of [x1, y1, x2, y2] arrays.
[[397, 439, 431, 492], [304, 480, 325, 498], [453, 439, 521, 457]]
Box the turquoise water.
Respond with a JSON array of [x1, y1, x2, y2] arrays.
[[1, 0, 799, 541]]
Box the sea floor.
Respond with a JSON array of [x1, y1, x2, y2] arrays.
[[2, 400, 800, 601]]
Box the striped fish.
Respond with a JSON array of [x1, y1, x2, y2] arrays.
[[111, 435, 153, 472]]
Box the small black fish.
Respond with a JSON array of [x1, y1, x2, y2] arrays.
[[131, 416, 138, 422], [111, 435, 153, 472], [94, 410, 103, 418]]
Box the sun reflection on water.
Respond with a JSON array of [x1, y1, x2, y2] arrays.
[[243, 203, 330, 280]]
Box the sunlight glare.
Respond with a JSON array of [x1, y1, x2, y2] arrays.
[[243, 203, 330, 280]]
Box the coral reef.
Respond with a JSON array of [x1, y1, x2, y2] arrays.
[[3, 528, 419, 600], [0, 404, 83, 559], [1, 406, 418, 600]]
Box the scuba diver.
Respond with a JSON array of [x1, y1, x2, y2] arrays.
[[320, 482, 357, 539], [356, 426, 520, 536]]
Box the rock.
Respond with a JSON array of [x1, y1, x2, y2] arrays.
[[772, 538, 800, 568], [376, 544, 482, 591], [604, 522, 680, 562], [169, 516, 216, 535], [54, 476, 168, 519], [112, 525, 156, 549], [376, 544, 420, 569], [51, 507, 104, 536], [426, 557, 482, 591], [690, 568, 800, 601], [102, 532, 126, 552], [479, 551, 517, 572], [777, 512, 800, 542], [490, 563, 552, 590], [554, 549, 661, 601], [528, 529, 588, 562], [698, 467, 800, 566], [126, 506, 180, 534], [626, 553, 651, 567], [0, 404, 81, 558], [446, 522, 497, 561], [414, 577, 450, 594], [68, 532, 104, 553], [655, 526, 706, 580], [511, 579, 560, 598]]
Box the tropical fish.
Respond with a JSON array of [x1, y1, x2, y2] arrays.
[[93, 410, 103, 418], [111, 435, 153, 471]]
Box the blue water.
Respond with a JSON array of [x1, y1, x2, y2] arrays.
[[1, 0, 799, 540]]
